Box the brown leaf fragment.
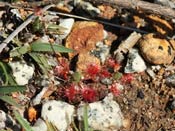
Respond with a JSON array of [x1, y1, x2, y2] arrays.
[[146, 15, 173, 35], [28, 107, 37, 122], [98, 5, 117, 19], [104, 32, 118, 46], [133, 15, 146, 28], [66, 21, 104, 59]]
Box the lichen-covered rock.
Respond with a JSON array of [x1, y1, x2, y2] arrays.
[[9, 60, 34, 85], [139, 34, 175, 64], [125, 48, 147, 73], [41, 100, 75, 131], [77, 93, 123, 131]]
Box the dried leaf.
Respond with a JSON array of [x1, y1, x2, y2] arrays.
[[28, 107, 37, 122], [10, 44, 31, 57]]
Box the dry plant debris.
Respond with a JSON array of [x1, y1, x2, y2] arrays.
[[0, 0, 175, 131]]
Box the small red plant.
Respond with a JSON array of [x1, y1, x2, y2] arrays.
[[81, 87, 97, 102], [54, 58, 69, 79], [86, 63, 100, 77], [106, 57, 121, 71], [121, 73, 134, 84], [34, 7, 43, 16], [109, 83, 121, 96], [100, 68, 111, 78], [65, 84, 79, 102]]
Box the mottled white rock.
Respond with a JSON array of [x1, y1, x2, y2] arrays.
[[125, 48, 147, 73], [77, 93, 123, 131], [0, 110, 6, 129], [32, 119, 47, 131], [32, 86, 49, 105], [91, 41, 110, 63], [59, 18, 74, 39], [41, 100, 75, 131], [74, 0, 100, 15], [9, 60, 34, 85]]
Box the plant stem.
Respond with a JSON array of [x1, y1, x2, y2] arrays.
[[83, 103, 89, 131]]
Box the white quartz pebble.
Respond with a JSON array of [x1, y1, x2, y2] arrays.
[[77, 93, 124, 131], [125, 48, 147, 73], [41, 100, 75, 131]]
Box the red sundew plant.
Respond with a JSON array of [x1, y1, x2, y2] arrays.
[[64, 84, 79, 102], [54, 58, 70, 79], [86, 63, 100, 78], [81, 87, 97, 102], [34, 7, 43, 16], [121, 73, 134, 84], [106, 57, 121, 71], [109, 83, 121, 96], [99, 68, 111, 78]]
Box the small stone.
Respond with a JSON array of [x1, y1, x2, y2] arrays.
[[91, 41, 110, 63], [41, 100, 75, 131], [9, 60, 34, 85], [137, 89, 144, 99], [77, 93, 123, 131], [122, 118, 131, 129], [139, 34, 175, 64], [76, 52, 101, 72], [32, 119, 47, 131], [165, 74, 175, 86], [59, 18, 75, 39], [125, 48, 147, 73], [0, 110, 20, 131]]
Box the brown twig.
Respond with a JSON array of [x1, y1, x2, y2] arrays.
[[84, 0, 175, 19], [48, 11, 148, 34]]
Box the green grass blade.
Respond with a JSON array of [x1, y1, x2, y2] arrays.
[[0, 85, 26, 95], [10, 45, 31, 57], [83, 104, 89, 131], [45, 120, 58, 131], [31, 41, 73, 53], [0, 95, 21, 108], [0, 62, 8, 85], [29, 52, 50, 74], [14, 111, 34, 131]]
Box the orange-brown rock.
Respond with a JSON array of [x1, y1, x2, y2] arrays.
[[139, 34, 175, 65], [66, 21, 104, 59], [98, 5, 116, 19], [76, 52, 101, 72]]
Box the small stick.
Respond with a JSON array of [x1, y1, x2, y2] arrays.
[[84, 0, 175, 19], [0, 4, 54, 54], [48, 11, 148, 34]]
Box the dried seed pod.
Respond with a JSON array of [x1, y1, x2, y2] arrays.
[[139, 34, 175, 64]]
